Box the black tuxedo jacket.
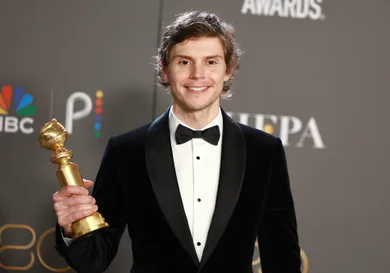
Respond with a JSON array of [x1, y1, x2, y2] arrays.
[[55, 108, 301, 273]]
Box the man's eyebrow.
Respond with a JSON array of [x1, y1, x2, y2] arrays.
[[172, 54, 224, 60], [206, 55, 224, 59]]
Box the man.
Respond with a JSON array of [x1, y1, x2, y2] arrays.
[[53, 11, 301, 273]]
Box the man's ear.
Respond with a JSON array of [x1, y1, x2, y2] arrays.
[[162, 66, 169, 83], [224, 69, 232, 82]]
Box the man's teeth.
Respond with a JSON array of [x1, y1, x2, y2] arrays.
[[188, 87, 207, 92]]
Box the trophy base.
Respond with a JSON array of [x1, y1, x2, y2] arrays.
[[72, 212, 109, 239]]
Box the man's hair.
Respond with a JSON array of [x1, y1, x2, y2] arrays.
[[154, 11, 243, 97]]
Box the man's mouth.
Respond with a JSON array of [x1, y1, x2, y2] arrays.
[[185, 86, 209, 92]]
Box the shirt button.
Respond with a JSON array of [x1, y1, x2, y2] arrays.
[[197, 198, 201, 202], [197, 242, 201, 246], [196, 156, 200, 160]]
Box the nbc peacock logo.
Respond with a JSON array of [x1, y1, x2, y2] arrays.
[[0, 85, 36, 134]]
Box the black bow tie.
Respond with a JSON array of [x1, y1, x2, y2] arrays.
[[175, 124, 220, 146]]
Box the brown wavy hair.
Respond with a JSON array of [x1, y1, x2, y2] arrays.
[[154, 11, 243, 97]]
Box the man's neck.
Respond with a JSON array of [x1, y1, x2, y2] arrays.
[[172, 104, 220, 130]]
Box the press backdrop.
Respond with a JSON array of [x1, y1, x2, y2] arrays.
[[0, 1, 389, 273]]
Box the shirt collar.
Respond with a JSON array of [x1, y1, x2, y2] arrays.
[[169, 106, 223, 147]]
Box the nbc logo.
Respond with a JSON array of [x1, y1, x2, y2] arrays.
[[0, 85, 36, 134]]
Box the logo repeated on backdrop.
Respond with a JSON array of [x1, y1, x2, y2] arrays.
[[0, 224, 309, 272], [65, 90, 104, 138], [0, 224, 70, 272], [227, 112, 326, 149], [0, 85, 36, 134], [252, 242, 309, 273], [241, 0, 325, 20], [94, 90, 104, 138]]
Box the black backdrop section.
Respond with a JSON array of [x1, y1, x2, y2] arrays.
[[0, 1, 389, 273]]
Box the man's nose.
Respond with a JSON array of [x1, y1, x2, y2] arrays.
[[190, 63, 206, 79]]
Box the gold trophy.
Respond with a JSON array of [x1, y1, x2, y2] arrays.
[[38, 118, 109, 239]]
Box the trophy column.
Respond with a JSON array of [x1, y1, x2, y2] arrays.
[[39, 119, 109, 239]]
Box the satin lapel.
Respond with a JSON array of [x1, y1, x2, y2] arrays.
[[199, 109, 246, 269], [145, 109, 199, 266]]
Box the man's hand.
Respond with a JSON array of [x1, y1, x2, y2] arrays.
[[53, 179, 98, 238]]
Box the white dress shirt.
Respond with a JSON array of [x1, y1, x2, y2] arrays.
[[169, 107, 223, 260], [63, 108, 223, 261]]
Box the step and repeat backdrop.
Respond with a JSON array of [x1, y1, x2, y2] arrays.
[[0, 1, 389, 273]]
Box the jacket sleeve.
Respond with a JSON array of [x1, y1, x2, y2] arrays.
[[55, 137, 126, 273], [257, 137, 301, 273]]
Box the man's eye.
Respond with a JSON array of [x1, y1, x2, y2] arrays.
[[180, 60, 189, 65], [208, 60, 217, 65]]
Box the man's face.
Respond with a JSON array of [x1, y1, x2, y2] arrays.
[[163, 36, 231, 113]]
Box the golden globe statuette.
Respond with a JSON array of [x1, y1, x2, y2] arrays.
[[38, 118, 109, 239]]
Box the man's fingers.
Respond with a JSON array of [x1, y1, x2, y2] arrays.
[[62, 209, 97, 224], [83, 179, 94, 189], [58, 205, 98, 228], [54, 180, 96, 230], [62, 204, 98, 215], [60, 195, 96, 207], [52, 191, 62, 202], [53, 196, 94, 214], [58, 185, 89, 197]]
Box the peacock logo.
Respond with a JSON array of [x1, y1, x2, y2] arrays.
[[65, 90, 104, 138], [0, 85, 36, 134]]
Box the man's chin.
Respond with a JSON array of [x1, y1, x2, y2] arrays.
[[184, 102, 217, 113]]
